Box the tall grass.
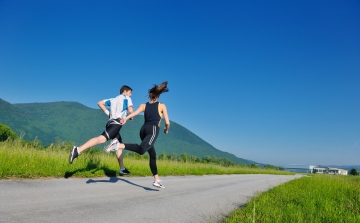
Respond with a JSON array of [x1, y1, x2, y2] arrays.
[[222, 174, 360, 223], [0, 138, 292, 179]]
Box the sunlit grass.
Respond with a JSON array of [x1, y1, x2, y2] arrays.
[[0, 138, 292, 179], [222, 174, 360, 223]]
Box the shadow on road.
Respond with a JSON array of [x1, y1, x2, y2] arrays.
[[64, 160, 117, 179], [86, 177, 159, 191], [64, 160, 158, 191]]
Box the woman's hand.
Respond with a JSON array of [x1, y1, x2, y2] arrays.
[[120, 118, 127, 125], [164, 124, 169, 134]]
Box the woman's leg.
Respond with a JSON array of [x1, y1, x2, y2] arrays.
[[143, 126, 161, 182], [150, 148, 163, 187], [119, 125, 161, 179], [148, 146, 158, 176], [123, 125, 159, 155]]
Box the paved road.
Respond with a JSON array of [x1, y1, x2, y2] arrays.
[[0, 174, 302, 223]]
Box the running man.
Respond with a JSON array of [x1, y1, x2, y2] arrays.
[[98, 97, 131, 175], [68, 85, 133, 176], [106, 81, 170, 188]]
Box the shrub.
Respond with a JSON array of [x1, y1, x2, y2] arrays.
[[0, 123, 18, 141]]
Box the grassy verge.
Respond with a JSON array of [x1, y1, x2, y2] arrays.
[[222, 174, 360, 223], [0, 139, 292, 179]]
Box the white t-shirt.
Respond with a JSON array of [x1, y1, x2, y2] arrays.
[[103, 95, 133, 120]]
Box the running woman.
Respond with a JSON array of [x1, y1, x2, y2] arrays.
[[107, 81, 170, 188], [68, 85, 134, 176]]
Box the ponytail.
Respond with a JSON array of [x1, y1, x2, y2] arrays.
[[149, 81, 169, 100]]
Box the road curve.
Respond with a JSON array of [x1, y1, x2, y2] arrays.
[[0, 174, 302, 223]]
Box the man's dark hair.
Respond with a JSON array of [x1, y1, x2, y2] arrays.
[[120, 85, 132, 94]]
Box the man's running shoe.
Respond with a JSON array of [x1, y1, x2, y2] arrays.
[[119, 168, 131, 176], [68, 146, 79, 164], [153, 180, 165, 188], [105, 138, 119, 153]]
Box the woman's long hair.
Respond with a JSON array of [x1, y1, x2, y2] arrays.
[[148, 81, 169, 100]]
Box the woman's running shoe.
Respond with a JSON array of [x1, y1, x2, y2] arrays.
[[153, 180, 165, 188]]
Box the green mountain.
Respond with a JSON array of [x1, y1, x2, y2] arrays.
[[0, 98, 253, 164]]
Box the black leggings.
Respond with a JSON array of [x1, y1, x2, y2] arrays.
[[125, 124, 159, 176]]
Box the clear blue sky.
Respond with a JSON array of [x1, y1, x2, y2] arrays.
[[1, 0, 359, 166]]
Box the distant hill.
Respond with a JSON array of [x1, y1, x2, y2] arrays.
[[0, 98, 254, 164]]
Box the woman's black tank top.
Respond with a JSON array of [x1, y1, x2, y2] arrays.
[[144, 102, 161, 126]]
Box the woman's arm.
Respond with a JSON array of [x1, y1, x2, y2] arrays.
[[127, 105, 134, 120], [161, 104, 170, 134], [121, 104, 145, 124]]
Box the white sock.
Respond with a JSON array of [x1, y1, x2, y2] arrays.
[[76, 147, 80, 155]]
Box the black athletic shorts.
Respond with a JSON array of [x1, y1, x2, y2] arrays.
[[101, 119, 123, 141]]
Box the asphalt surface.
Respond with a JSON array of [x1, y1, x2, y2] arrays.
[[0, 174, 302, 223]]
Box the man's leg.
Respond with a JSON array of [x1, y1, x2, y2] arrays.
[[114, 133, 130, 175], [118, 154, 125, 169], [78, 135, 107, 153], [116, 144, 126, 165], [69, 135, 107, 164], [115, 134, 125, 169]]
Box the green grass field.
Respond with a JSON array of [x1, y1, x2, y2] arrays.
[[222, 174, 360, 223], [0, 138, 290, 179]]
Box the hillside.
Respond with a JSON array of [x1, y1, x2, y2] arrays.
[[0, 98, 253, 164]]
